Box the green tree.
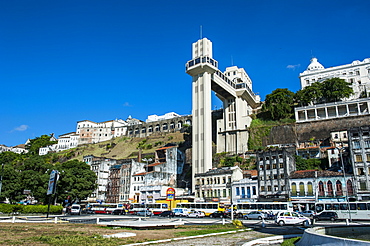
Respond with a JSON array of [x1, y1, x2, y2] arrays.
[[26, 134, 57, 155], [295, 155, 324, 171], [295, 82, 323, 106], [262, 88, 295, 120], [321, 78, 353, 103], [55, 160, 97, 204]]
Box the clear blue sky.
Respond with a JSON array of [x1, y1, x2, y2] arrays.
[[1, 0, 369, 147]]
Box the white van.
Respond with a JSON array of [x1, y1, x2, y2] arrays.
[[173, 208, 190, 217], [70, 204, 81, 215]]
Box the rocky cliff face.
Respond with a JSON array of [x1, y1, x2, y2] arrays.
[[263, 115, 370, 145]]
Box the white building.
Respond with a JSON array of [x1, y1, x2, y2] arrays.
[[0, 144, 28, 154], [139, 146, 186, 203], [84, 155, 116, 202], [194, 166, 243, 203], [232, 177, 258, 203], [57, 132, 79, 152], [76, 119, 128, 145], [299, 57, 370, 99], [146, 112, 181, 123]]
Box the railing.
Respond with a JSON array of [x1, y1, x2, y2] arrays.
[[186, 56, 257, 98]]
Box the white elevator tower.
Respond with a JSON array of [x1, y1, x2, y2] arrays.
[[186, 38, 261, 192]]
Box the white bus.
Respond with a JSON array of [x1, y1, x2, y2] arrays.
[[315, 201, 370, 220], [129, 203, 169, 215], [175, 202, 224, 216], [235, 202, 294, 218], [87, 203, 124, 214]]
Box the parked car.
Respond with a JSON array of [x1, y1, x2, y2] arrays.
[[112, 208, 126, 215], [69, 204, 81, 215], [209, 211, 228, 218], [187, 211, 205, 218], [275, 211, 310, 227], [158, 211, 175, 217], [300, 210, 316, 218], [173, 208, 191, 217], [136, 210, 153, 216], [244, 211, 266, 220], [313, 212, 338, 221]]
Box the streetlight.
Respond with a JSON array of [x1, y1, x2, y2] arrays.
[[142, 158, 152, 218], [181, 180, 190, 202], [338, 147, 352, 223]]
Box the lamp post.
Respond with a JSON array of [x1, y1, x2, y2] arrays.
[[338, 147, 351, 223], [181, 180, 190, 202], [142, 158, 152, 218]]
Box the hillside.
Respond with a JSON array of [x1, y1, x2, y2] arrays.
[[57, 131, 188, 162]]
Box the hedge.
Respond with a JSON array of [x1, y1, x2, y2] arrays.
[[0, 204, 63, 214]]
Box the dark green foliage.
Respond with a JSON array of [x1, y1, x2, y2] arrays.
[[0, 141, 97, 205], [295, 155, 326, 171], [55, 160, 97, 203], [26, 134, 57, 155], [321, 78, 353, 103], [262, 88, 295, 120], [0, 203, 62, 214], [281, 236, 301, 246], [295, 78, 353, 106], [213, 152, 244, 168]]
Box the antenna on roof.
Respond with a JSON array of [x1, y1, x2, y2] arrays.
[[231, 55, 234, 66], [200, 25, 202, 39]]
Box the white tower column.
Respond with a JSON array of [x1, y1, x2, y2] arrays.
[[186, 38, 217, 192]]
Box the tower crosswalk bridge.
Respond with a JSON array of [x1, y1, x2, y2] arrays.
[[185, 38, 261, 190]]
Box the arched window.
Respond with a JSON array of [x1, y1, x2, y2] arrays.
[[347, 180, 354, 196], [170, 122, 175, 130], [162, 123, 168, 131], [177, 121, 183, 129], [307, 182, 313, 196], [318, 181, 325, 197], [327, 181, 333, 197], [336, 180, 343, 196], [155, 124, 160, 132], [291, 183, 297, 196], [299, 182, 305, 197]]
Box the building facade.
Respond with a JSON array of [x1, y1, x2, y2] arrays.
[[194, 166, 243, 203], [348, 125, 370, 201], [257, 148, 296, 201], [299, 57, 370, 99]]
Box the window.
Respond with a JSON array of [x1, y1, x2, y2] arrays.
[[307, 182, 313, 196], [358, 168, 364, 175], [279, 163, 284, 168], [291, 183, 297, 196], [327, 181, 334, 196], [367, 154, 370, 162], [353, 141, 361, 149], [364, 140, 370, 148], [360, 181, 367, 190], [356, 155, 363, 162], [336, 180, 343, 196], [236, 187, 240, 196], [347, 180, 354, 196], [318, 181, 324, 197], [299, 182, 305, 197]]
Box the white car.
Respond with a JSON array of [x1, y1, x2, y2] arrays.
[[300, 210, 316, 218], [187, 211, 205, 218], [275, 211, 310, 227]]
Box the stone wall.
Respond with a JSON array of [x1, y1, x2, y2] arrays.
[[264, 115, 370, 145]]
